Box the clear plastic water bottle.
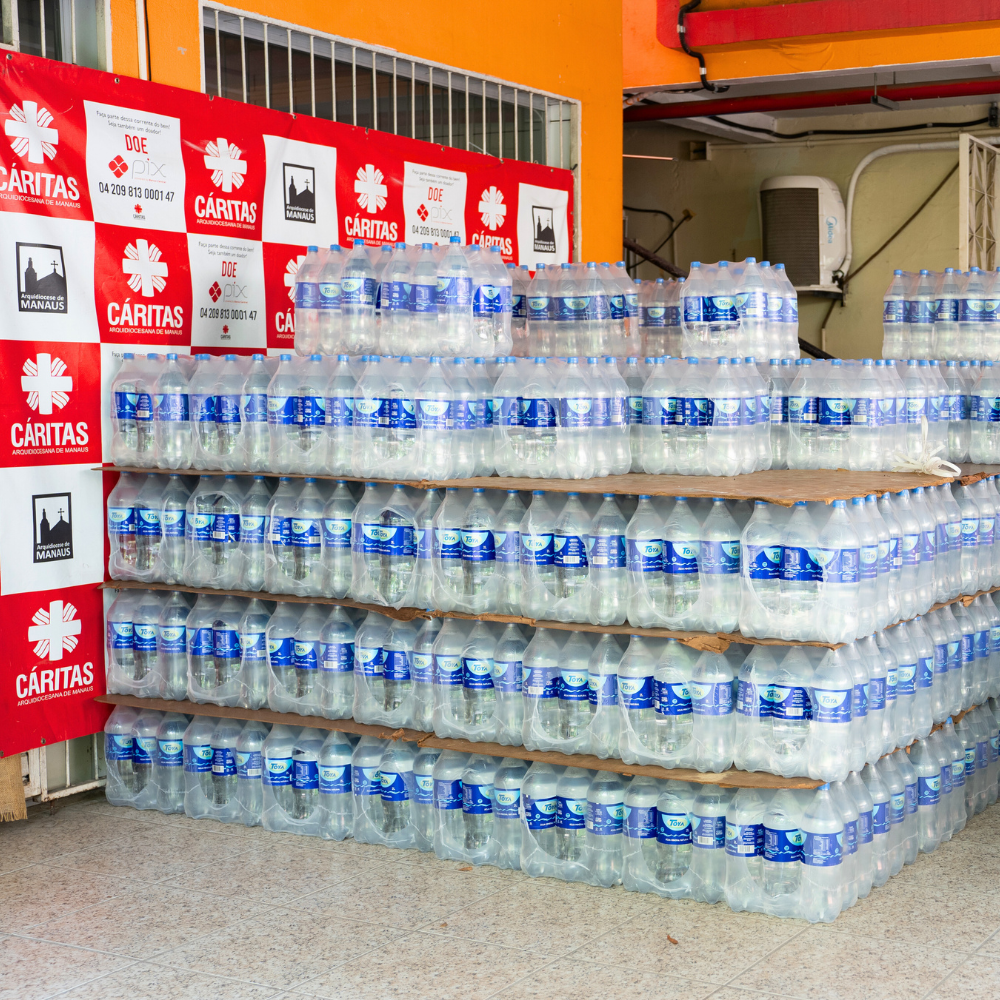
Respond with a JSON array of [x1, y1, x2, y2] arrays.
[[586, 770, 625, 886], [351, 735, 387, 843], [153, 353, 191, 469], [154, 712, 188, 813], [340, 239, 377, 353], [432, 749, 470, 858], [293, 245, 322, 353], [317, 244, 344, 355], [462, 488, 496, 614], [521, 761, 559, 873], [521, 628, 562, 748], [412, 747, 442, 851], [183, 716, 216, 808], [554, 493, 591, 621], [494, 490, 525, 616], [519, 491, 557, 620], [688, 786, 732, 904], [493, 623, 526, 743], [188, 354, 218, 469], [107, 472, 140, 579], [798, 784, 845, 923], [236, 354, 270, 472], [461, 754, 497, 856], [438, 236, 474, 355], [104, 706, 138, 805], [379, 740, 416, 837], [492, 757, 527, 868], [267, 354, 299, 473], [589, 493, 627, 625], [318, 730, 354, 841]]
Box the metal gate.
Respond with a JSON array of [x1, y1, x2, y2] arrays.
[[20, 734, 105, 804], [959, 132, 1000, 272]]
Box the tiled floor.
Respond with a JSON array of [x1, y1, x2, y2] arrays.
[[1, 793, 999, 1000]]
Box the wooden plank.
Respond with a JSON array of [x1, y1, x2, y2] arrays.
[[95, 465, 984, 506], [96, 694, 822, 789]]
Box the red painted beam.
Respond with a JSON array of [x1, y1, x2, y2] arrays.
[[657, 0, 1000, 50], [623, 76, 1000, 122]]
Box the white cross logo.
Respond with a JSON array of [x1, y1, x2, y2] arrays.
[[478, 186, 507, 231], [5, 100, 58, 164], [21, 353, 72, 415], [122, 239, 168, 297], [284, 254, 306, 301], [355, 163, 387, 214], [203, 137, 247, 193], [28, 600, 81, 662]]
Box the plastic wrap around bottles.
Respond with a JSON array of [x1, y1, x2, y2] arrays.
[[261, 725, 326, 837], [186, 594, 247, 707], [353, 613, 417, 729], [182, 717, 248, 824]]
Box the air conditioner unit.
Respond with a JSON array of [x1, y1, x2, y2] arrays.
[[759, 176, 846, 295]]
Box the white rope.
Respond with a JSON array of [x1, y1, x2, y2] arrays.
[[890, 415, 962, 477]]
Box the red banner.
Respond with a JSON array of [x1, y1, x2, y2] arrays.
[[0, 52, 574, 756]]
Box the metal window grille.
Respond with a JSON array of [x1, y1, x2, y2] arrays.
[[20, 733, 105, 804], [1, 0, 106, 70], [200, 2, 578, 170], [960, 132, 1000, 273]]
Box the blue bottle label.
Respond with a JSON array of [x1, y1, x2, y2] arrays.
[[353, 766, 382, 797], [212, 746, 237, 777], [587, 801, 624, 836], [433, 653, 463, 687], [213, 627, 240, 661], [435, 527, 463, 561], [700, 539, 739, 575], [157, 739, 183, 768], [319, 763, 351, 795], [520, 397, 556, 429], [523, 665, 560, 700], [872, 801, 890, 834], [493, 529, 520, 565], [379, 770, 409, 802], [463, 782, 493, 814], [494, 659, 522, 694], [159, 625, 186, 654], [589, 672, 618, 707], [292, 759, 319, 791], [689, 680, 732, 716], [155, 392, 189, 422], [520, 532, 554, 566], [189, 626, 214, 657], [321, 641, 354, 672], [437, 275, 473, 308], [105, 734, 133, 761], [358, 645, 385, 678], [264, 756, 293, 787], [434, 777, 463, 811], [627, 538, 663, 573], [323, 517, 352, 550], [812, 687, 852, 723], [746, 544, 781, 580], [559, 669, 588, 703], [554, 533, 588, 569], [524, 793, 556, 830], [693, 814, 726, 849], [663, 540, 699, 575], [763, 826, 803, 862], [780, 546, 822, 582], [184, 743, 213, 773], [556, 795, 587, 830], [161, 509, 185, 538], [136, 507, 160, 537], [655, 680, 692, 716], [655, 810, 691, 845], [267, 395, 296, 426], [725, 821, 764, 857], [618, 674, 654, 711], [802, 831, 842, 867], [762, 684, 811, 721], [462, 530, 496, 563], [589, 534, 626, 569], [625, 803, 657, 840], [237, 749, 262, 780], [462, 657, 494, 691]]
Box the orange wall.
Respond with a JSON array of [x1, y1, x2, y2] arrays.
[[624, 0, 1000, 90], [116, 0, 623, 261]]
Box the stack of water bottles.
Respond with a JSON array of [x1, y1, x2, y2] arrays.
[[633, 258, 800, 361], [104, 699, 1000, 922], [738, 481, 1000, 643], [104, 584, 1000, 781], [108, 472, 1000, 638], [293, 239, 514, 359], [882, 266, 1000, 361]]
